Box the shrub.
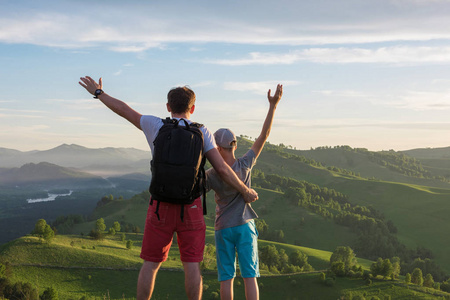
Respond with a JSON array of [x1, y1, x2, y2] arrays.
[[325, 277, 335, 287], [40, 286, 58, 300], [88, 229, 103, 240], [126, 240, 133, 249]]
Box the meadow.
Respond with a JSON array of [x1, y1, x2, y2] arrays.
[[2, 141, 450, 299]]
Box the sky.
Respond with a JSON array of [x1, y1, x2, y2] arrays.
[[1, 0, 450, 152]]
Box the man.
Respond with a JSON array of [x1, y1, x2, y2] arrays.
[[205, 84, 283, 300], [79, 76, 258, 300]]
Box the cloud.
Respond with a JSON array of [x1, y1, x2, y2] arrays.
[[0, 108, 47, 118], [275, 118, 450, 130], [2, 1, 450, 51], [313, 90, 371, 98], [391, 91, 450, 111], [207, 46, 450, 66], [223, 81, 300, 95]]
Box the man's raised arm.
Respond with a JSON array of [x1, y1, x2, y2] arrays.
[[79, 76, 142, 130], [206, 148, 258, 203], [251, 84, 283, 159]]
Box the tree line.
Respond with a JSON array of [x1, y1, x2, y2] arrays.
[[323, 246, 450, 298], [252, 170, 448, 282], [311, 145, 449, 182]]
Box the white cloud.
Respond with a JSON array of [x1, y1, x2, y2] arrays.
[[207, 46, 450, 66], [313, 90, 370, 98], [2, 1, 450, 51], [223, 81, 300, 95], [392, 91, 450, 111]]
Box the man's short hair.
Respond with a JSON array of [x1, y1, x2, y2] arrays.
[[167, 86, 196, 114]]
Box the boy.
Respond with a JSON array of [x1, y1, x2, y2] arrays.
[[78, 76, 258, 300], [205, 84, 283, 300]]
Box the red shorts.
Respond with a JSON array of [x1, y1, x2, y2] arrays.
[[140, 197, 206, 263]]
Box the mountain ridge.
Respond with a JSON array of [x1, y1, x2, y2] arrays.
[[0, 144, 151, 176]]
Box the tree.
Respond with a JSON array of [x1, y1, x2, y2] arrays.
[[89, 229, 103, 240], [4, 281, 39, 300], [96, 218, 106, 232], [391, 257, 401, 279], [43, 224, 55, 243], [0, 263, 6, 278], [108, 228, 116, 235], [40, 286, 58, 300], [278, 249, 289, 269], [411, 268, 423, 286], [381, 258, 393, 279], [255, 219, 269, 237], [289, 250, 309, 268], [132, 225, 141, 234], [126, 240, 133, 249], [33, 219, 47, 235], [113, 221, 121, 232], [201, 244, 216, 270], [330, 246, 357, 274], [259, 245, 280, 268], [405, 273, 411, 284], [371, 258, 383, 278], [331, 261, 346, 277], [423, 273, 434, 288]]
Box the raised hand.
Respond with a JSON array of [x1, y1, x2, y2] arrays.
[[267, 84, 283, 107], [79, 76, 103, 96]]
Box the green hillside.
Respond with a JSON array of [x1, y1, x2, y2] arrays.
[[240, 143, 450, 275], [2, 140, 450, 299], [3, 231, 449, 299]]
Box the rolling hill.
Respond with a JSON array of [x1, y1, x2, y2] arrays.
[[1, 141, 450, 298], [0, 162, 110, 188], [0, 144, 151, 176]]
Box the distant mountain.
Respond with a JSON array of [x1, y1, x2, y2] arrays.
[[0, 162, 110, 188], [275, 144, 450, 189], [401, 146, 450, 180], [0, 144, 151, 176], [402, 146, 450, 159]]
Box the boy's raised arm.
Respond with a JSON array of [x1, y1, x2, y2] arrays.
[[79, 76, 142, 130], [251, 84, 283, 158]]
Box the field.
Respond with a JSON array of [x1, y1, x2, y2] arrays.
[[2, 142, 450, 299], [3, 234, 448, 299]]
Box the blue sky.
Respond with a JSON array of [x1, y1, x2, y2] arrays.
[[1, 0, 450, 152]]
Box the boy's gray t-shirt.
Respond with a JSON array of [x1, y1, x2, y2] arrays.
[[205, 149, 258, 231]]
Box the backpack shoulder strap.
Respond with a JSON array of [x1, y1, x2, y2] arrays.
[[162, 117, 175, 124], [190, 122, 204, 129]]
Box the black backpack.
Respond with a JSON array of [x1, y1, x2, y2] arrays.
[[149, 117, 207, 221]]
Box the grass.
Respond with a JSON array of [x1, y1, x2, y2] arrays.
[[247, 148, 450, 274], [327, 178, 450, 274], [10, 265, 448, 300]]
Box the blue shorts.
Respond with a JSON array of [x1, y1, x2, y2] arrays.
[[215, 220, 259, 281]]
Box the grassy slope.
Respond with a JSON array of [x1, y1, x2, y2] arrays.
[[293, 147, 450, 189], [11, 266, 448, 300], [5, 235, 447, 300], [251, 149, 450, 274], [328, 178, 450, 273]]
